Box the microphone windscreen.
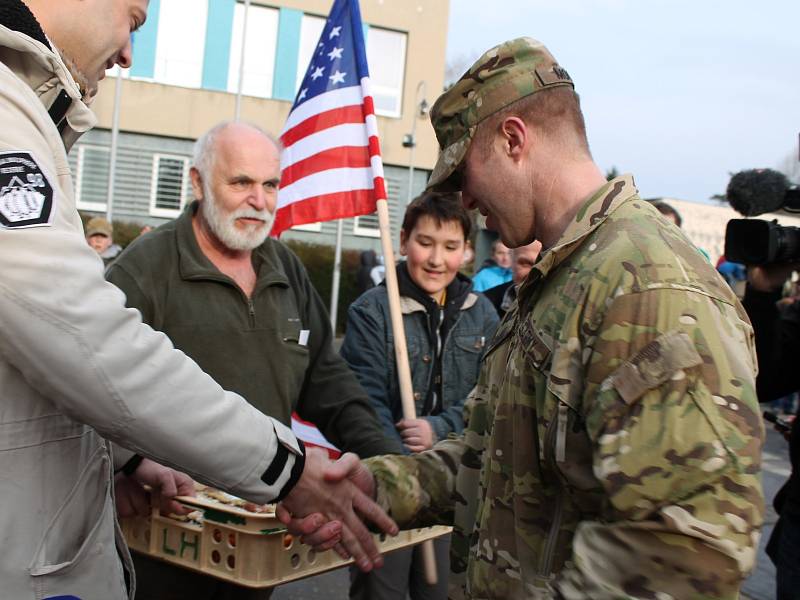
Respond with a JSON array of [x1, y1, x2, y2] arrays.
[[726, 169, 789, 217]]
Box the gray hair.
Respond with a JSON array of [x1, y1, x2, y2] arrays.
[[191, 121, 281, 181]]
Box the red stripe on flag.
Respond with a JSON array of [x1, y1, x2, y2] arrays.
[[373, 177, 387, 201], [272, 189, 377, 237], [367, 135, 381, 158], [362, 95, 375, 117], [280, 146, 372, 188], [281, 105, 365, 147]]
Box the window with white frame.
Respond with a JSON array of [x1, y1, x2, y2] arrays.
[[227, 2, 279, 98], [74, 145, 110, 212], [150, 154, 190, 218], [366, 28, 406, 117], [296, 14, 325, 88], [353, 212, 380, 237], [292, 222, 323, 232], [153, 0, 208, 88]]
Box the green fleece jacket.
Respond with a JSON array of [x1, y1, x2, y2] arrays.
[[106, 202, 402, 458]]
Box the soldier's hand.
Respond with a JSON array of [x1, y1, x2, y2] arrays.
[[396, 418, 435, 452], [277, 450, 391, 569]]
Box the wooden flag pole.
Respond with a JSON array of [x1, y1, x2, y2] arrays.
[[375, 198, 438, 586]]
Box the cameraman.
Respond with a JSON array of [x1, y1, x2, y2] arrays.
[[743, 263, 800, 598]]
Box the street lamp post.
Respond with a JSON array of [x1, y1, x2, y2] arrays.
[[106, 68, 124, 223], [234, 0, 252, 121], [404, 81, 429, 207]]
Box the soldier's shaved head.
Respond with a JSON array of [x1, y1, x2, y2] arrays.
[[474, 87, 591, 160]]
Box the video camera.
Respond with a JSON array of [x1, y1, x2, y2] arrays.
[[723, 169, 800, 264]]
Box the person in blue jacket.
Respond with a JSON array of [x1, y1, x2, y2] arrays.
[[471, 237, 512, 291], [341, 191, 499, 600]]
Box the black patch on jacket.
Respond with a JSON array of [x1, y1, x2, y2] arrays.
[[0, 0, 51, 50], [0, 152, 54, 228]]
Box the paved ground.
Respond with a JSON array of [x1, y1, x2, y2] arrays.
[[272, 427, 789, 600]]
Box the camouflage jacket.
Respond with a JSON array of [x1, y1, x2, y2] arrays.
[[366, 175, 764, 599]]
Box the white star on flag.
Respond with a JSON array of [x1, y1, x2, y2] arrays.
[[310, 66, 324, 80], [329, 26, 342, 39], [329, 70, 346, 84], [298, 88, 308, 101], [327, 47, 344, 61]]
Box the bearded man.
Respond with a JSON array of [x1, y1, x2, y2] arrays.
[[105, 120, 402, 600]]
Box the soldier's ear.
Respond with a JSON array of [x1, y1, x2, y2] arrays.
[[189, 167, 204, 200], [500, 117, 528, 163]]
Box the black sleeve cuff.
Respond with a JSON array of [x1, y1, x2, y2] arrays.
[[117, 453, 144, 477], [267, 439, 306, 503]]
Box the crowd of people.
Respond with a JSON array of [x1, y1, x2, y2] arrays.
[[1, 0, 794, 599]]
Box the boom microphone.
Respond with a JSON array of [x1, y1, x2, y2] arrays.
[[726, 168, 800, 217]]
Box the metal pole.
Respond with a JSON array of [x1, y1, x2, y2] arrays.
[[406, 81, 426, 207], [106, 70, 123, 223], [234, 0, 252, 121], [329, 219, 344, 332], [406, 130, 416, 205]]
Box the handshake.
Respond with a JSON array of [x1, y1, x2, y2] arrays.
[[116, 447, 394, 573], [277, 447, 395, 572]]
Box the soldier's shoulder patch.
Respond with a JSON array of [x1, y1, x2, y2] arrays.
[[0, 151, 54, 229]]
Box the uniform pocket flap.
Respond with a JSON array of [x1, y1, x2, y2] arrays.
[[608, 330, 702, 404]]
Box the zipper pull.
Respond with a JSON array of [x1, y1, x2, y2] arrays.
[[556, 404, 568, 463]]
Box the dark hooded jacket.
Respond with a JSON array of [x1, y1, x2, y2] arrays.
[[341, 262, 499, 450]]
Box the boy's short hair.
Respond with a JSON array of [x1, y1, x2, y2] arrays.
[[402, 192, 471, 240]]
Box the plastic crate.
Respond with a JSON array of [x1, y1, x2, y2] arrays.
[[120, 493, 450, 588]]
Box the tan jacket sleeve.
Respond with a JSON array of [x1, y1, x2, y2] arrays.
[[0, 65, 302, 504]]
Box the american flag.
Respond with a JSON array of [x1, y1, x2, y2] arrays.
[[272, 0, 385, 236]]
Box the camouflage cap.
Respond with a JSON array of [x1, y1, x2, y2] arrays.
[[427, 37, 574, 191]]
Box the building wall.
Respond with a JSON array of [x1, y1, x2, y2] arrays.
[[77, 0, 448, 251], [70, 128, 429, 252], [91, 0, 447, 170]]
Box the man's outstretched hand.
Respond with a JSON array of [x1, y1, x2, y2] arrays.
[[277, 449, 391, 571]]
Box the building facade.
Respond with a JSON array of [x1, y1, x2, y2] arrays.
[[75, 0, 449, 251]]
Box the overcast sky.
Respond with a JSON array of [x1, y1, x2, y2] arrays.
[[443, 0, 799, 203]]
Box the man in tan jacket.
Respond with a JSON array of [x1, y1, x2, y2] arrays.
[[0, 2, 394, 598]]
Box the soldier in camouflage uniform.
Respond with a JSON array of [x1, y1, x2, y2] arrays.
[[283, 37, 765, 599]]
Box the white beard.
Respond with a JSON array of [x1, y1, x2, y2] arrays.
[[200, 185, 273, 251]]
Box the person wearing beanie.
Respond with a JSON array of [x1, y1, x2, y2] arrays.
[[85, 216, 122, 265]]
